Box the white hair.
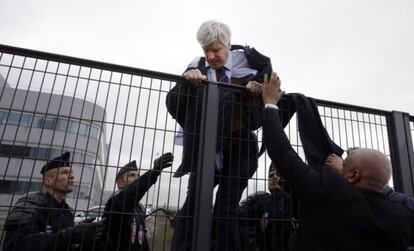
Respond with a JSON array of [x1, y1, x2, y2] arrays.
[[196, 20, 231, 47]]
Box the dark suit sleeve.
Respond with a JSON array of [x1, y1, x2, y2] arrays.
[[109, 169, 161, 212], [241, 94, 264, 130], [262, 107, 323, 203], [166, 80, 202, 128]]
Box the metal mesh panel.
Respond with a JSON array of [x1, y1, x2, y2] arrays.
[[239, 100, 393, 250], [0, 45, 413, 251], [411, 117, 414, 150], [247, 103, 391, 201], [0, 50, 182, 250]]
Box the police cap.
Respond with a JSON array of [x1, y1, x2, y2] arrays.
[[40, 152, 72, 174], [116, 160, 138, 180]]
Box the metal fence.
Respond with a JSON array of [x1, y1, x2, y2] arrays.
[[0, 44, 413, 251]]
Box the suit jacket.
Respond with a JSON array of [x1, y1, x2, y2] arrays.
[[167, 47, 270, 177], [260, 93, 344, 166], [262, 107, 414, 251]]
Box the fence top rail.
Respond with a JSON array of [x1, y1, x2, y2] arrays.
[[0, 43, 183, 83], [314, 98, 390, 116], [0, 43, 403, 117]]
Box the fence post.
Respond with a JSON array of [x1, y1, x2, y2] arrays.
[[192, 83, 219, 251], [387, 111, 414, 196]]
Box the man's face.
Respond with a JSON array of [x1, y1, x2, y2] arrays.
[[117, 170, 140, 190], [268, 168, 282, 191], [45, 166, 75, 194], [125, 170, 140, 186], [202, 41, 230, 69]]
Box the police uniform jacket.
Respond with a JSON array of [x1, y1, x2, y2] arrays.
[[3, 192, 75, 251], [238, 189, 295, 251], [103, 169, 161, 251]]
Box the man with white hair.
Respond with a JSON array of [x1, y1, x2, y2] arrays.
[[261, 72, 414, 250], [167, 20, 272, 251]]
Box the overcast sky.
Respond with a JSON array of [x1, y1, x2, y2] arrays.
[[1, 0, 413, 115], [0, 0, 413, 208]]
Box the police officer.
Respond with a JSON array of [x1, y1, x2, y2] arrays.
[[103, 152, 173, 251], [3, 152, 103, 251], [238, 163, 296, 251]]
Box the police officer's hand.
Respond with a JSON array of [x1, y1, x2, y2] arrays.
[[183, 69, 207, 86], [68, 221, 104, 243], [153, 152, 174, 171]]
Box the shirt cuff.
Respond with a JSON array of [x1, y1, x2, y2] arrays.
[[265, 103, 279, 110]]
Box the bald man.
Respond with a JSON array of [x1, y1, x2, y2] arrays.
[[325, 149, 391, 193], [326, 150, 414, 213], [261, 72, 414, 251]]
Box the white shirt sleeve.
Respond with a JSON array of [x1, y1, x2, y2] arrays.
[[265, 103, 279, 110]]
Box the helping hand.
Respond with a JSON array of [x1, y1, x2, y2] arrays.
[[262, 72, 284, 105], [153, 152, 174, 171]]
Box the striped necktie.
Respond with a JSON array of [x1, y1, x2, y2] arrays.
[[217, 67, 229, 83]]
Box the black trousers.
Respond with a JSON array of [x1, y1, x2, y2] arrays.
[[171, 129, 258, 251]]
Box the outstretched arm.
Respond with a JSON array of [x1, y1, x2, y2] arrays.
[[262, 73, 322, 202], [129, 152, 174, 202], [110, 153, 174, 211]]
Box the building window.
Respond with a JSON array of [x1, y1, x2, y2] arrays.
[[0, 143, 98, 165], [90, 125, 100, 138], [0, 144, 31, 157], [0, 109, 101, 139], [33, 147, 50, 159], [43, 117, 57, 129], [0, 110, 5, 123], [7, 112, 21, 125], [56, 118, 68, 131], [79, 122, 89, 136], [69, 120, 79, 133], [0, 180, 43, 194], [33, 115, 44, 128], [20, 113, 33, 126]]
